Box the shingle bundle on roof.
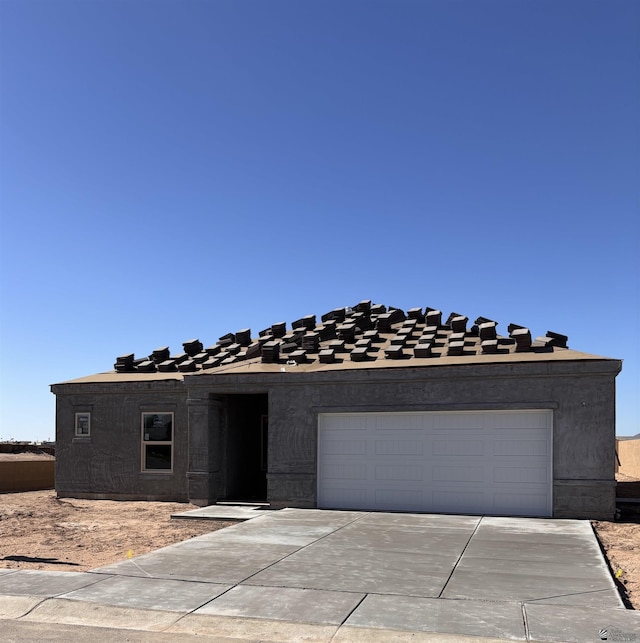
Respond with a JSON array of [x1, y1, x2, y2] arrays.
[[111, 302, 569, 374]]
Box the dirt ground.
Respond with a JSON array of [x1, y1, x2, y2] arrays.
[[0, 452, 55, 461], [592, 473, 640, 610], [0, 490, 233, 572], [0, 486, 638, 610], [593, 518, 639, 610]]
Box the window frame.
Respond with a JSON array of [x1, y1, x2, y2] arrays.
[[75, 412, 91, 437], [140, 412, 174, 473]]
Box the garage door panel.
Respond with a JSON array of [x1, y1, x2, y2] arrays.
[[375, 440, 423, 455], [375, 488, 423, 510], [430, 413, 479, 429], [374, 414, 424, 431], [321, 464, 367, 480], [493, 439, 548, 456], [318, 410, 552, 517], [494, 492, 549, 514], [323, 415, 368, 430], [433, 466, 485, 483], [493, 466, 548, 483], [375, 465, 424, 481], [432, 490, 486, 513], [432, 440, 485, 456], [321, 487, 369, 509], [322, 439, 368, 455]]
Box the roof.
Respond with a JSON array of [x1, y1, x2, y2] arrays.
[[59, 301, 616, 385]]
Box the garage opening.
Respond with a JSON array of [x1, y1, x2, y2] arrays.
[[224, 393, 268, 501], [317, 409, 552, 517]]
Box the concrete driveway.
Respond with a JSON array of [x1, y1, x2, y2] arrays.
[[1, 509, 639, 642]]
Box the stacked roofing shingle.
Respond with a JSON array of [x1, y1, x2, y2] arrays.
[[113, 300, 569, 373]]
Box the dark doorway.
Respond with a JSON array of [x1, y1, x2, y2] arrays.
[[224, 393, 268, 501]]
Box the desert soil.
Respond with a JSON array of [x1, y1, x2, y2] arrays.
[[0, 490, 233, 572], [0, 451, 55, 460], [593, 518, 639, 610], [592, 473, 640, 610], [0, 487, 638, 610]]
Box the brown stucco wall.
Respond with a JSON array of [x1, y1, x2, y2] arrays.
[[0, 460, 55, 492]]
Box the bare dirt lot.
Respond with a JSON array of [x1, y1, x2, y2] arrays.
[[593, 517, 640, 609], [592, 474, 640, 610], [0, 490, 233, 572], [0, 487, 638, 610]]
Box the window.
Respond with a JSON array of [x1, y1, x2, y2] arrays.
[[141, 412, 173, 472], [75, 413, 91, 436]]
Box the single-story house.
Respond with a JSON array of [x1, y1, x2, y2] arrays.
[[51, 301, 621, 519]]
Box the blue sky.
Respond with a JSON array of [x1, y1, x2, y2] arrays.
[[0, 0, 638, 441]]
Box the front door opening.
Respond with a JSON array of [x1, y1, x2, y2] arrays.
[[224, 393, 268, 501]]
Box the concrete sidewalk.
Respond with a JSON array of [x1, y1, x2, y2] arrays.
[[1, 509, 639, 642]]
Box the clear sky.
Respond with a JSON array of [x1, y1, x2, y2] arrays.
[[0, 0, 638, 442]]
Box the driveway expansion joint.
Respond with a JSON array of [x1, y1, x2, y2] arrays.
[[520, 602, 530, 640], [437, 514, 483, 598], [337, 592, 368, 627]]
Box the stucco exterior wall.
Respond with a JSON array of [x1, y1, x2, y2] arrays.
[[52, 357, 620, 519], [53, 380, 189, 501], [194, 358, 620, 519]]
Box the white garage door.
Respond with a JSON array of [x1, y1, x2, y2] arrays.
[[317, 410, 552, 517]]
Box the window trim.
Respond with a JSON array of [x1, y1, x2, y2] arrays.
[[141, 412, 174, 474], [75, 412, 91, 437]]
